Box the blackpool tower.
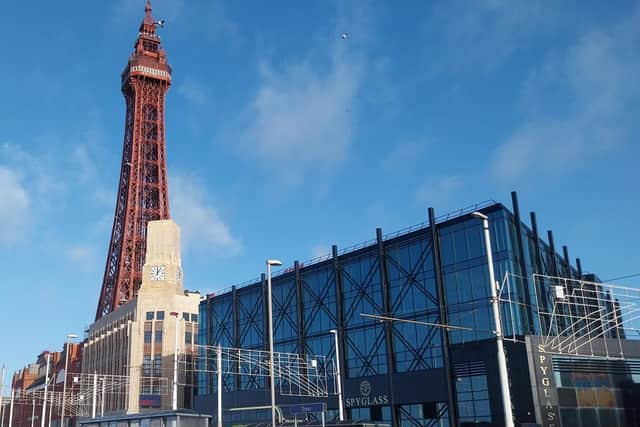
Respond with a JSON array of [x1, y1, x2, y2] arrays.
[[96, 1, 171, 320]]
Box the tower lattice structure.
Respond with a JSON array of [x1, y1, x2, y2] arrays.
[[96, 1, 171, 320]]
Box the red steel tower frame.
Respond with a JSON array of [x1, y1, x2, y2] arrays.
[[96, 1, 171, 320]]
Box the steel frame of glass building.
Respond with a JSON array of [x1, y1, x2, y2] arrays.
[[193, 192, 638, 427]]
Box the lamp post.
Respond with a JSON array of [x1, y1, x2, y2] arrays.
[[41, 353, 51, 427], [0, 364, 5, 427], [266, 259, 283, 427], [471, 211, 514, 427], [60, 334, 78, 427], [329, 329, 344, 421], [170, 311, 181, 411]]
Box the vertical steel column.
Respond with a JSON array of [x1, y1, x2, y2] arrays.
[[428, 208, 458, 427], [529, 213, 543, 274], [547, 231, 558, 277], [262, 273, 269, 353], [332, 244, 348, 416], [562, 246, 572, 279], [232, 286, 241, 390], [576, 258, 583, 280], [376, 228, 397, 427], [511, 192, 534, 333], [207, 297, 214, 394], [530, 212, 548, 327], [217, 344, 223, 427], [295, 261, 306, 355]]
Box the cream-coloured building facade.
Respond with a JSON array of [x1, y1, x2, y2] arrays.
[[82, 220, 201, 414]]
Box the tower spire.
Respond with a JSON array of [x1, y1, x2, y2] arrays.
[[140, 0, 156, 34]]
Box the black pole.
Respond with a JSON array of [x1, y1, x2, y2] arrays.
[[529, 213, 543, 274], [376, 227, 398, 427], [332, 244, 347, 408], [547, 230, 558, 277], [576, 258, 583, 280], [295, 260, 305, 355], [530, 212, 548, 333], [262, 273, 268, 352], [511, 191, 534, 334], [562, 246, 572, 279], [232, 285, 241, 389], [429, 208, 458, 427]]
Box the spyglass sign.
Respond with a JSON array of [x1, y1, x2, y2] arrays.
[[527, 337, 559, 427], [345, 380, 389, 407]]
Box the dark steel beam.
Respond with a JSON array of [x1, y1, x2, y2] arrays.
[[576, 258, 583, 280], [511, 191, 534, 334], [429, 207, 458, 427], [295, 260, 305, 355], [332, 245, 347, 379], [547, 230, 558, 277], [377, 227, 398, 427], [562, 246, 572, 279], [232, 285, 240, 389]]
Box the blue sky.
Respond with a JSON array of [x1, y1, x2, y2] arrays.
[[1, 0, 639, 377]]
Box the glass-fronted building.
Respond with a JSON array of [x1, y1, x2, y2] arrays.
[[194, 194, 640, 427]]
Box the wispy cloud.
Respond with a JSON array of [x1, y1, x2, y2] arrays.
[[382, 141, 428, 171], [427, 0, 551, 72], [177, 78, 208, 106], [240, 52, 362, 189], [493, 7, 640, 181], [310, 244, 331, 260], [170, 172, 241, 255], [66, 243, 100, 265], [1, 141, 66, 199], [415, 175, 463, 207], [0, 166, 31, 245], [235, 6, 370, 191]]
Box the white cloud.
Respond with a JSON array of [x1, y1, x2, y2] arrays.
[[382, 141, 428, 171], [428, 0, 551, 72], [415, 176, 463, 205], [66, 243, 99, 264], [177, 78, 208, 106], [240, 50, 362, 188], [169, 172, 240, 255], [310, 244, 331, 260], [0, 166, 31, 245], [493, 8, 640, 181], [234, 3, 371, 191], [72, 144, 97, 183]]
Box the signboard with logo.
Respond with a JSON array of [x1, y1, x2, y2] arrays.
[[526, 336, 559, 427], [344, 378, 390, 408], [139, 394, 161, 408], [283, 403, 326, 416]]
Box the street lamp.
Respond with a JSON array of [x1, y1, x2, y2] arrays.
[[266, 259, 282, 427], [329, 329, 344, 421], [170, 311, 181, 411], [60, 334, 79, 427], [41, 353, 51, 427], [471, 211, 514, 427]]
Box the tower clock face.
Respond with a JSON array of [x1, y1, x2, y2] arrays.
[[150, 265, 166, 281]]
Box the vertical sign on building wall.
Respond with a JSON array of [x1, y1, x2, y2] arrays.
[[526, 336, 559, 427]]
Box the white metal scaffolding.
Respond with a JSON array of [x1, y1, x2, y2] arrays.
[[498, 273, 640, 358], [179, 345, 330, 398]]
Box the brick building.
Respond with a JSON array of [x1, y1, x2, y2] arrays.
[[2, 343, 82, 427]]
